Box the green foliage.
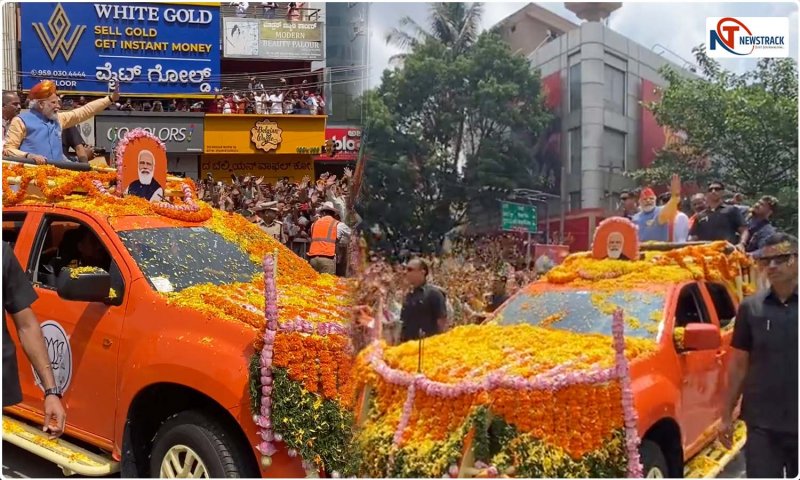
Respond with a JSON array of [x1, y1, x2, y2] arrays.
[[362, 12, 552, 255], [248, 351, 262, 415], [632, 46, 798, 231], [270, 368, 356, 475], [351, 404, 629, 478]]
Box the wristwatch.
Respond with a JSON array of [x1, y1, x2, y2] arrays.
[[44, 387, 62, 399]]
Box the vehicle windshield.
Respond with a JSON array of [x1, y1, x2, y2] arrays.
[[118, 227, 259, 293], [493, 288, 666, 338]]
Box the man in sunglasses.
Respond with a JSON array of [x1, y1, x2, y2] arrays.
[[399, 259, 448, 343], [618, 190, 638, 220], [720, 233, 797, 477], [688, 180, 746, 247]]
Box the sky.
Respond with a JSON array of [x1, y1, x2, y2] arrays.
[[364, 1, 799, 89]]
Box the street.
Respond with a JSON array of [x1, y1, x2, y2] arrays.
[[3, 440, 745, 478]]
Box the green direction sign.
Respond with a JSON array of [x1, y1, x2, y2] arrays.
[[501, 202, 538, 233]]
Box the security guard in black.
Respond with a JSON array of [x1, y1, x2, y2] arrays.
[[3, 242, 38, 406], [400, 259, 448, 342], [731, 287, 798, 477]]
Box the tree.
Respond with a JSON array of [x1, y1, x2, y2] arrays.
[[385, 2, 484, 64], [360, 31, 551, 256], [632, 46, 798, 231]]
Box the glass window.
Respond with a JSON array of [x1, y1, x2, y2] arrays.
[[706, 283, 737, 328], [569, 128, 581, 174], [604, 64, 625, 114], [569, 191, 582, 210], [118, 227, 259, 293], [2, 213, 27, 249], [493, 288, 666, 339], [569, 63, 581, 112], [603, 128, 626, 171], [675, 283, 710, 327], [32, 217, 119, 294]]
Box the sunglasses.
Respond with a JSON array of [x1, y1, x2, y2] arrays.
[[756, 254, 794, 268], [708, 187, 723, 192]]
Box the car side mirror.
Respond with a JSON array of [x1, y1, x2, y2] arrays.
[[682, 323, 721, 351], [56, 267, 115, 304]]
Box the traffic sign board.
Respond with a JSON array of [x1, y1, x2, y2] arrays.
[[501, 202, 538, 233]]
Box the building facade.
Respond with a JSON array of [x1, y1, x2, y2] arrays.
[[324, 2, 369, 125], [495, 4, 692, 250]]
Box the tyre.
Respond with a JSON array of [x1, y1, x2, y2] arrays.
[[640, 439, 670, 478], [149, 410, 254, 478]]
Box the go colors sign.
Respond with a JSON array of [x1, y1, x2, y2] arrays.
[[95, 112, 204, 152], [20, 2, 220, 94]]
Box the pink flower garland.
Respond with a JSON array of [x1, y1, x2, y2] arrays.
[[91, 179, 114, 197], [393, 375, 420, 447], [254, 254, 279, 465], [612, 308, 644, 478], [368, 307, 644, 477]]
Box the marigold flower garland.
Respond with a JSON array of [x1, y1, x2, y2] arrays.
[[352, 310, 648, 477]]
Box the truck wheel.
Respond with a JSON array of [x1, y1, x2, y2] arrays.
[[149, 410, 252, 478], [640, 439, 669, 478]]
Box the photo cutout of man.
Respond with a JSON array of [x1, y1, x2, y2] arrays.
[[607, 232, 630, 260], [125, 150, 164, 202]]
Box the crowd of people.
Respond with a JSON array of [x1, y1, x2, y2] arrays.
[[618, 175, 781, 254], [352, 234, 548, 347], [198, 170, 352, 269], [209, 79, 325, 115]]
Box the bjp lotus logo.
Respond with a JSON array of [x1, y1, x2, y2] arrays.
[[250, 119, 282, 153]]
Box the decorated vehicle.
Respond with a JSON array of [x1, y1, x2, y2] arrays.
[[1, 130, 354, 477], [350, 218, 753, 478]]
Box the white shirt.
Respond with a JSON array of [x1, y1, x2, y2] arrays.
[[234, 1, 248, 16], [305, 95, 318, 110], [269, 94, 283, 114], [336, 221, 352, 241], [222, 101, 232, 114], [253, 93, 266, 114], [673, 211, 690, 243]]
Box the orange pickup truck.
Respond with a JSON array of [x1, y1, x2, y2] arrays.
[[2, 194, 351, 478], [351, 241, 752, 478]]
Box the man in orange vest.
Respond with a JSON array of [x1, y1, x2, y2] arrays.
[[307, 202, 350, 275]]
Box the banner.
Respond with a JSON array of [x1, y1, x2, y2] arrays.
[[20, 2, 221, 95], [223, 17, 323, 60], [95, 112, 204, 153], [200, 154, 314, 182], [316, 127, 361, 161], [204, 115, 326, 155]]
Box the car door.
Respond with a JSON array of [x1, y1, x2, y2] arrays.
[[673, 282, 719, 450], [703, 282, 738, 415], [17, 212, 128, 443]]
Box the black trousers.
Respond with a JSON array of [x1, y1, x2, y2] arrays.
[[745, 425, 798, 478]]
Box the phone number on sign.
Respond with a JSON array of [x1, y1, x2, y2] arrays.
[[30, 70, 87, 79]]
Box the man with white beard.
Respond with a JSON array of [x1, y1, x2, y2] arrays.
[[4, 80, 118, 164], [124, 150, 164, 202], [632, 174, 682, 242], [607, 232, 630, 260]]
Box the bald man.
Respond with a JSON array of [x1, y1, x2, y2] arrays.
[[124, 150, 164, 202]]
